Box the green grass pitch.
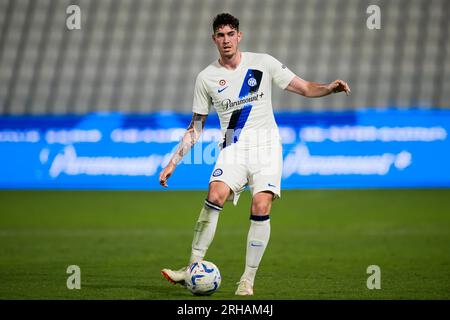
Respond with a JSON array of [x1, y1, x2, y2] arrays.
[[0, 189, 449, 300]]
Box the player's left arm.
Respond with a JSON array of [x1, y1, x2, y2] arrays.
[[285, 76, 351, 97]]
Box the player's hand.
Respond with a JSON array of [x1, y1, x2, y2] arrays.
[[159, 162, 176, 188], [328, 79, 351, 96]]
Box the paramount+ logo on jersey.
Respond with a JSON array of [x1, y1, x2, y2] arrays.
[[221, 92, 265, 112]]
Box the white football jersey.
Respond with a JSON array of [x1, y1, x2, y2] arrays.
[[192, 52, 296, 148]]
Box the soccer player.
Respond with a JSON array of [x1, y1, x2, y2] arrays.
[[159, 13, 350, 295]]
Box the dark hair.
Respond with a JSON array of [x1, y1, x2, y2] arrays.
[[213, 13, 239, 33]]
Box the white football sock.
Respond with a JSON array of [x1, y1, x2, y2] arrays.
[[241, 215, 271, 285], [189, 199, 222, 264]]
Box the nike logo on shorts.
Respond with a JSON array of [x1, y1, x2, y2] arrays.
[[267, 183, 276, 188]]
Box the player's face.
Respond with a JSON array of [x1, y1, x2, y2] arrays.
[[212, 25, 242, 58]]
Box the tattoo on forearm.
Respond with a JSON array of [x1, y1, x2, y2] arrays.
[[171, 113, 207, 165]]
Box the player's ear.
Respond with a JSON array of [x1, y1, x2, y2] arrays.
[[237, 31, 242, 43]]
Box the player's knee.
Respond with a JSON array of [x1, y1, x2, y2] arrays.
[[251, 191, 273, 214], [207, 190, 227, 207], [251, 201, 271, 215], [207, 182, 230, 207]]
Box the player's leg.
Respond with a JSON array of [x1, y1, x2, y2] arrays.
[[193, 144, 247, 263], [190, 154, 248, 263], [236, 191, 273, 295], [236, 142, 282, 295], [161, 181, 230, 285], [190, 181, 230, 263], [162, 144, 247, 287]]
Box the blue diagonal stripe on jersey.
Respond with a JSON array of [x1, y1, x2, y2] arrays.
[[223, 69, 262, 148], [238, 69, 255, 99], [231, 104, 252, 143]]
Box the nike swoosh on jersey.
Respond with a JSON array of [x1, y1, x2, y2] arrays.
[[217, 86, 228, 93]]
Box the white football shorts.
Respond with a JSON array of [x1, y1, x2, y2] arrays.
[[209, 141, 283, 205]]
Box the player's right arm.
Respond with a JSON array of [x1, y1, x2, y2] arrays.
[[159, 112, 208, 188]]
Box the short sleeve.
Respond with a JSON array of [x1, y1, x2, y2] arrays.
[[192, 73, 212, 115], [264, 54, 296, 90]]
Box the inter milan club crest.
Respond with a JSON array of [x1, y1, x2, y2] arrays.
[[219, 79, 226, 86], [212, 168, 223, 177], [247, 77, 257, 87]]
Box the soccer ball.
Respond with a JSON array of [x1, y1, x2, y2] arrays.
[[185, 260, 221, 295]]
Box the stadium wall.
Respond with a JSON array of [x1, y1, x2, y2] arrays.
[[1, 109, 449, 189]]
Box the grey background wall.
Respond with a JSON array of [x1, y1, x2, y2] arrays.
[[0, 0, 449, 114]]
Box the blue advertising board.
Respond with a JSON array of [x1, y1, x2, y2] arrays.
[[0, 109, 449, 189]]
